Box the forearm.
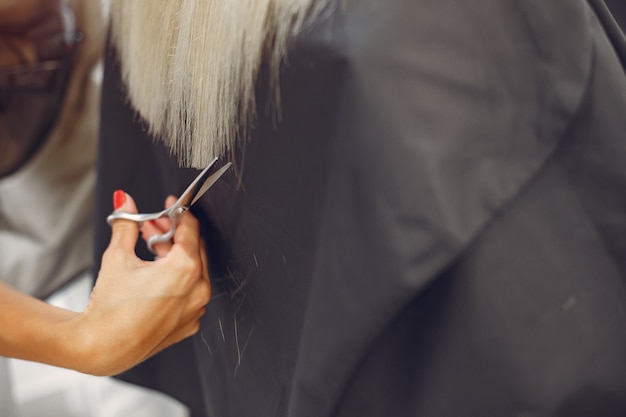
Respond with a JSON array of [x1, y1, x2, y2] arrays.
[[0, 282, 83, 370], [0, 191, 210, 377], [0, 280, 165, 377]]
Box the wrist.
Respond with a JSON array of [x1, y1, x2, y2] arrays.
[[15, 303, 82, 369], [0, 283, 97, 373], [67, 307, 145, 377]]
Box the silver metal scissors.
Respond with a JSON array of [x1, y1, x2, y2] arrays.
[[107, 158, 231, 254]]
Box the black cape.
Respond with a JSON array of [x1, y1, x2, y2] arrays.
[[95, 0, 626, 415]]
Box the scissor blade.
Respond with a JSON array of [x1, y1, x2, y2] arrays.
[[190, 162, 232, 206], [176, 158, 219, 207]]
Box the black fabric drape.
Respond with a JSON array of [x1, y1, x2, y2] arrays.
[[95, 1, 626, 416], [605, 0, 626, 32]]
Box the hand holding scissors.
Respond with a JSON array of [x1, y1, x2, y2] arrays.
[[107, 158, 231, 254]]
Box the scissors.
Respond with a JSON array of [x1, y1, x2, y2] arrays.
[[107, 158, 231, 254]]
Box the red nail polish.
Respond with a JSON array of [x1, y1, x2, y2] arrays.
[[113, 190, 126, 210]]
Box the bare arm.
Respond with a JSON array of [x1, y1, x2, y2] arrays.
[[0, 191, 211, 376], [0, 281, 81, 369]]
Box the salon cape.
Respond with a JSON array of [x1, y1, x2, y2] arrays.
[[96, 0, 626, 416]]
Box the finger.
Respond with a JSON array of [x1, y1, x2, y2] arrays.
[[164, 195, 177, 208], [151, 195, 178, 254], [148, 217, 174, 233], [188, 274, 212, 311], [145, 310, 206, 359], [140, 313, 204, 363], [172, 209, 201, 255], [147, 279, 210, 357], [152, 196, 177, 232], [140, 220, 172, 258], [138, 196, 179, 258], [108, 190, 140, 253], [140, 220, 167, 237], [199, 239, 212, 298]]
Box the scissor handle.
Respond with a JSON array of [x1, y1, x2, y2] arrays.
[[146, 222, 177, 254], [106, 209, 167, 225], [107, 207, 182, 255], [105, 158, 231, 256]]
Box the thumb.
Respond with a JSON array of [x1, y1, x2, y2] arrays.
[[108, 190, 140, 253]]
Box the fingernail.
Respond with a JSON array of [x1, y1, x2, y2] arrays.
[[113, 190, 126, 210]]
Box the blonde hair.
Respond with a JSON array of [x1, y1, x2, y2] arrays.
[[110, 0, 328, 167]]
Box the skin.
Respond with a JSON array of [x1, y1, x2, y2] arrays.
[[0, 0, 79, 177], [0, 0, 64, 30], [0, 192, 211, 376]]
